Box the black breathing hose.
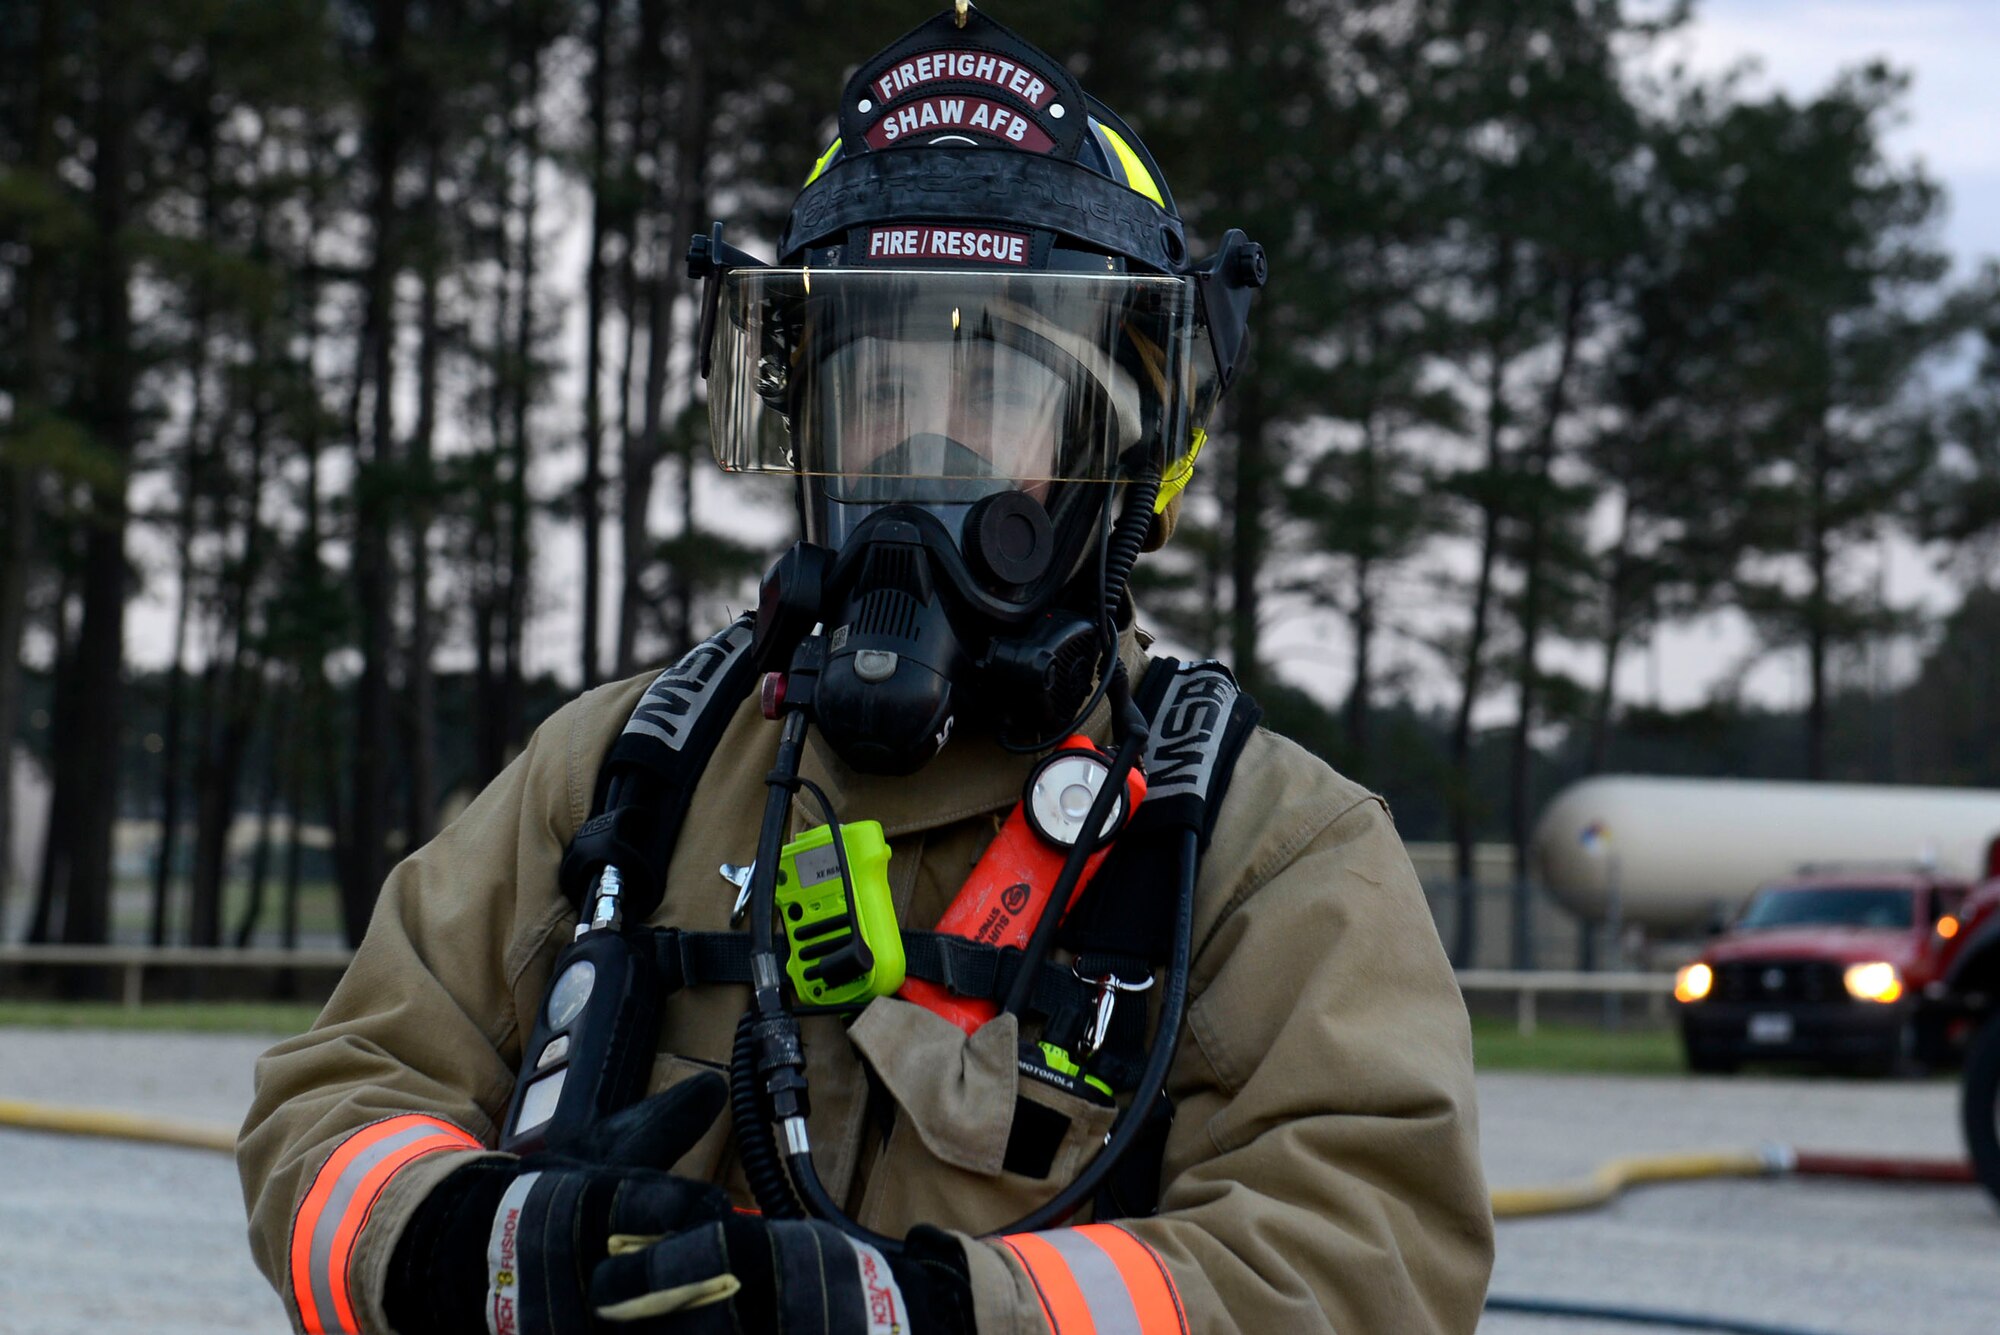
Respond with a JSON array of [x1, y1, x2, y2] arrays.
[[1100, 465, 1160, 632], [731, 1012, 805, 1219], [1483, 1295, 1844, 1335]]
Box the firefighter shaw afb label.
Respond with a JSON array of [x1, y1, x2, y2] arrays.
[[864, 94, 1056, 152], [865, 225, 1032, 266]]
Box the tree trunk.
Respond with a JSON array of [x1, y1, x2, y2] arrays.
[[151, 88, 221, 947], [579, 0, 612, 688], [403, 131, 444, 852], [665, 87, 714, 654], [0, 453, 26, 932], [616, 0, 672, 676], [1227, 374, 1270, 694], [343, 0, 411, 945], [233, 700, 283, 948], [27, 561, 80, 942], [1588, 493, 1634, 774], [290, 130, 338, 952], [1505, 277, 1584, 971], [281, 740, 305, 953], [1447, 238, 1516, 968], [502, 41, 543, 761], [1805, 418, 1830, 781], [1344, 404, 1382, 773], [48, 0, 140, 950], [190, 339, 274, 947], [0, 0, 64, 932]]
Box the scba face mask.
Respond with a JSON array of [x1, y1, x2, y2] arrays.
[[690, 5, 1265, 776], [708, 269, 1202, 772]]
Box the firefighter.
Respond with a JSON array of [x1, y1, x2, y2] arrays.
[[238, 8, 1495, 1333]]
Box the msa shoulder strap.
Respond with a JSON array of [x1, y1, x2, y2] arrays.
[[1057, 656, 1260, 1222], [559, 615, 760, 919], [1057, 656, 1263, 964]]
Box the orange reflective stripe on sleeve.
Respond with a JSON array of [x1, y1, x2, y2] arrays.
[[1000, 1232, 1099, 1334], [289, 1113, 482, 1334], [1073, 1225, 1188, 1334], [996, 1225, 1189, 1335]]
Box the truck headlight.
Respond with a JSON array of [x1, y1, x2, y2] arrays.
[[1674, 962, 1713, 1003], [1842, 961, 1902, 1004]]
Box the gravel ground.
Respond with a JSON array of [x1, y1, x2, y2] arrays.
[[1477, 1070, 1993, 1335], [0, 1030, 286, 1335], [0, 1030, 1994, 1334]]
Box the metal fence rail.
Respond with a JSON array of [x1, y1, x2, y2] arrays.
[[0, 946, 1674, 1033], [1457, 969, 1675, 1035]]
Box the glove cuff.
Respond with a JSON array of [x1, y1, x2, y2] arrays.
[[897, 1226, 976, 1335], [384, 1158, 516, 1335]]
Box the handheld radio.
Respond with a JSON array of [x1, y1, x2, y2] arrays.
[[500, 865, 661, 1155]]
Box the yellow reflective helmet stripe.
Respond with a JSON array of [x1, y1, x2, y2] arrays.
[[804, 137, 844, 187], [1089, 120, 1165, 209], [1156, 428, 1205, 512]]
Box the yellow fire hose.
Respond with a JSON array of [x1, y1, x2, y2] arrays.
[[0, 1100, 1972, 1224], [0, 1097, 237, 1154], [1490, 1147, 1780, 1218]]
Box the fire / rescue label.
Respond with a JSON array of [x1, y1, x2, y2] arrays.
[[865, 225, 1032, 265], [870, 49, 1056, 109], [865, 95, 1055, 152]]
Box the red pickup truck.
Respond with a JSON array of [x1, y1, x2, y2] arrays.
[[1671, 868, 1970, 1075]]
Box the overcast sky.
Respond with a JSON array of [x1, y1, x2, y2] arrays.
[[1676, 0, 2000, 265]]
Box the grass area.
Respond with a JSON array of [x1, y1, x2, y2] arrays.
[[1471, 1016, 1686, 1076], [0, 1001, 1686, 1074], [107, 875, 348, 944], [0, 1000, 321, 1035]]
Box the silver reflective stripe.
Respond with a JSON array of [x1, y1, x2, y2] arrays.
[[307, 1122, 455, 1334], [486, 1171, 543, 1335], [1038, 1229, 1144, 1335]]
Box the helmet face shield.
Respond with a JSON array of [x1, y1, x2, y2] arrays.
[[707, 269, 1205, 551]]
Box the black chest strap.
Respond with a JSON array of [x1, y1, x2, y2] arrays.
[[574, 641, 1258, 1085]]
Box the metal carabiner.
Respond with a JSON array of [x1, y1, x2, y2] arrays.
[[1074, 961, 1156, 1059]]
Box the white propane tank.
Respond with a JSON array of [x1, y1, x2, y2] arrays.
[[1532, 775, 2000, 931]]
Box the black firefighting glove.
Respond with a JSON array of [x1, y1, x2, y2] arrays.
[[385, 1073, 732, 1335], [589, 1214, 974, 1335]]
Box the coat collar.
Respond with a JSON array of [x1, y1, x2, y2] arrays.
[[790, 622, 1154, 839]]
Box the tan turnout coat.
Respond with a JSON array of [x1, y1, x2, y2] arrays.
[[238, 628, 1494, 1333]]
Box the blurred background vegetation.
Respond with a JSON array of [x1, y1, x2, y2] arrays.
[[7, 0, 2000, 969]]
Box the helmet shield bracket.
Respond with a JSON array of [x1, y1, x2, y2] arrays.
[[1189, 228, 1271, 392]]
